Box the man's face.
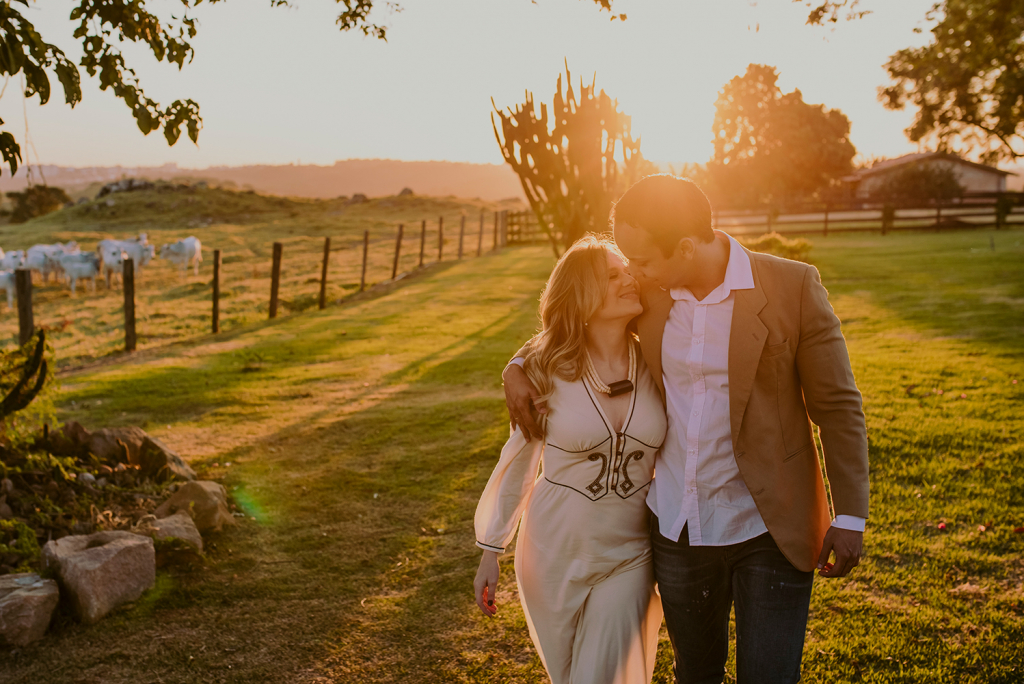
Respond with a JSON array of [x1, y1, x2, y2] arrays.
[[613, 222, 691, 291]]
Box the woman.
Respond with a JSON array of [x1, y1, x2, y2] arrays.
[[473, 236, 667, 684]]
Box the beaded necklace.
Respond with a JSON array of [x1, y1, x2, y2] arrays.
[[584, 338, 636, 398]]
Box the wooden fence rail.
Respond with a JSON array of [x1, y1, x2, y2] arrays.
[[504, 201, 1024, 245]]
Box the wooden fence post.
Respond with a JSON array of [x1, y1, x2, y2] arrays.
[[500, 210, 508, 246], [15, 268, 33, 346], [418, 220, 426, 267], [269, 241, 282, 319], [437, 216, 444, 261], [359, 230, 369, 292], [319, 237, 330, 310], [212, 249, 221, 333], [123, 258, 137, 352], [477, 210, 485, 256], [392, 224, 404, 280], [823, 204, 830, 238], [492, 212, 499, 250], [458, 215, 466, 259], [935, 201, 942, 230]]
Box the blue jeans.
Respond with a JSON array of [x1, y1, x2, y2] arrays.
[[651, 520, 814, 684]]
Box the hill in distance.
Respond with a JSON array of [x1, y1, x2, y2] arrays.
[[0, 159, 527, 202]]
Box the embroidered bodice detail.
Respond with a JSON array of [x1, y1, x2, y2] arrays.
[[541, 356, 666, 502]]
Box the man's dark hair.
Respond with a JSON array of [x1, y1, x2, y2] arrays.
[[611, 174, 715, 256]]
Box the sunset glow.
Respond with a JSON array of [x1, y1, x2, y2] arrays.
[[5, 0, 937, 170]]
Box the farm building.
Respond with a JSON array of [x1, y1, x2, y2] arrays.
[[842, 152, 1014, 199]]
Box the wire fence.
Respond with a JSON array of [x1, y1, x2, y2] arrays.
[[4, 210, 512, 360]]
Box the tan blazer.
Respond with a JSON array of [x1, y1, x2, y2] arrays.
[[636, 247, 869, 572]]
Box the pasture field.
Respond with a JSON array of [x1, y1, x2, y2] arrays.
[[0, 219, 1022, 683], [0, 186, 520, 367]]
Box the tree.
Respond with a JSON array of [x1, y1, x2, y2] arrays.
[[492, 64, 655, 256], [5, 185, 71, 223], [707, 64, 856, 207], [880, 0, 1024, 163], [0, 1, 621, 178]]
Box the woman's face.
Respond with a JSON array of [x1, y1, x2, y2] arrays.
[[590, 251, 642, 326]]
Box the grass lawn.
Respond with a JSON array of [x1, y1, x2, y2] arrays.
[[1, 223, 1022, 683]]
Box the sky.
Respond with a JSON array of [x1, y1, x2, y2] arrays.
[[3, 0, 941, 171]]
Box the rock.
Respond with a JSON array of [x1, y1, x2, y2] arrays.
[[135, 511, 203, 561], [1, 478, 13, 496], [138, 436, 196, 483], [0, 496, 12, 520], [398, 187, 414, 196], [42, 531, 155, 625], [48, 421, 93, 458], [77, 472, 96, 485], [87, 426, 149, 465], [348, 193, 368, 205], [0, 573, 60, 646], [154, 481, 233, 534]]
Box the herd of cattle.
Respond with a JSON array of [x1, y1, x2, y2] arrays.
[[0, 235, 203, 307]]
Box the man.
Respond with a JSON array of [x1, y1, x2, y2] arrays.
[[503, 175, 868, 684]]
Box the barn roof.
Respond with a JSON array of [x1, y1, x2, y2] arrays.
[[842, 152, 1015, 183]]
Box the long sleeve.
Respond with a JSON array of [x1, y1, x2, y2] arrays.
[[475, 427, 544, 553], [795, 266, 869, 519]]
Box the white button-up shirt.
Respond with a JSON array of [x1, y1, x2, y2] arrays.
[[646, 233, 865, 545], [647, 234, 768, 546]]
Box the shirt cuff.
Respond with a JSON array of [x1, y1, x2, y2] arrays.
[[476, 541, 505, 553], [831, 515, 866, 532]]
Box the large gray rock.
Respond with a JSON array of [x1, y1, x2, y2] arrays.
[[135, 511, 203, 554], [42, 531, 155, 625], [0, 573, 59, 646], [138, 436, 196, 483], [154, 481, 233, 534]]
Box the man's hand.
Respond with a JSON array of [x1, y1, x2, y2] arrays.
[[817, 527, 863, 578], [502, 363, 545, 441]]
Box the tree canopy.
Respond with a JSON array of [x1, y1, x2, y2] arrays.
[[881, 0, 1024, 163], [707, 64, 856, 207]]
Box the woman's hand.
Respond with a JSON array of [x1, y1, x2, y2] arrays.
[[473, 550, 500, 617]]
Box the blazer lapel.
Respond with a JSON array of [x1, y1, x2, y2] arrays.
[[729, 248, 768, 448], [637, 285, 673, 399]]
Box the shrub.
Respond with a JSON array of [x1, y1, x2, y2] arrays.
[[736, 232, 812, 262], [5, 185, 71, 223], [0, 519, 41, 574]]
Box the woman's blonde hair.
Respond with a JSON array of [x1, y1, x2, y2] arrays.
[[523, 235, 626, 432]]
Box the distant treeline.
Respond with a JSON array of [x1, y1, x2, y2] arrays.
[[0, 160, 527, 202]]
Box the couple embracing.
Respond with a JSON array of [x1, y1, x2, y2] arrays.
[[472, 175, 869, 684]]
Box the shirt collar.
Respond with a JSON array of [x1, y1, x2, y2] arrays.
[[669, 232, 755, 303]]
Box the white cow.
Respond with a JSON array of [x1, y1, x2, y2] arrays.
[[96, 238, 154, 288], [56, 253, 101, 294], [96, 242, 125, 289], [0, 271, 15, 309], [0, 250, 25, 271], [27, 242, 80, 282], [160, 236, 203, 276]]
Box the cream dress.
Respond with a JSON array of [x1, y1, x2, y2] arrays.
[[475, 348, 667, 684]]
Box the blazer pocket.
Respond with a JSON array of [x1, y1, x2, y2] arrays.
[[784, 442, 815, 462], [762, 339, 790, 358]]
